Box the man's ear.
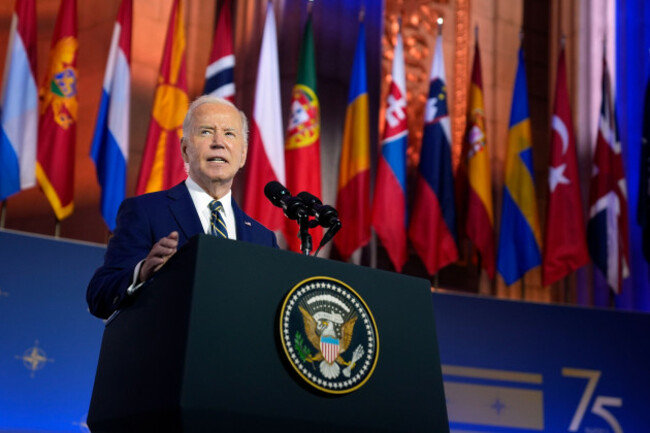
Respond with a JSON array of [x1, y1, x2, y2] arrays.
[[180, 137, 189, 163], [240, 144, 248, 168]]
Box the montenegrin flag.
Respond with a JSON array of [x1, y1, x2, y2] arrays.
[[456, 39, 495, 278], [243, 3, 285, 232], [203, 0, 234, 101], [36, 0, 78, 220], [135, 0, 188, 195], [371, 26, 408, 272], [284, 13, 322, 252], [90, 0, 131, 231], [496, 47, 542, 285], [0, 0, 37, 200], [408, 30, 458, 276], [333, 19, 371, 261]]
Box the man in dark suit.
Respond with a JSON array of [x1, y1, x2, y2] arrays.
[[87, 96, 278, 319]]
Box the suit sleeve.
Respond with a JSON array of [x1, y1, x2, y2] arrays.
[[86, 198, 155, 319]]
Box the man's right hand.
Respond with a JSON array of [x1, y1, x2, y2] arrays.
[[139, 231, 179, 283]]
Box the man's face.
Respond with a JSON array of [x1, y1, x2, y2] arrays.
[[181, 103, 247, 196]]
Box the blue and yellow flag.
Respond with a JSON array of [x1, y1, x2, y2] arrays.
[[497, 47, 541, 285]]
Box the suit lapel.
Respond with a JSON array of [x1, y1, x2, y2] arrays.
[[232, 199, 254, 242], [167, 182, 204, 241]]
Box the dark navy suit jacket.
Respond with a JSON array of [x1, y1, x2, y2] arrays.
[[87, 182, 278, 319]]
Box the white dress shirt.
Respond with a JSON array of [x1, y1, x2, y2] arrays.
[[185, 177, 237, 240]]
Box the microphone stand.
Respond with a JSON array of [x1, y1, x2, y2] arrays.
[[298, 214, 313, 256]]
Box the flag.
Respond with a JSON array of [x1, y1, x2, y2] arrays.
[[90, 0, 131, 231], [0, 0, 37, 200], [371, 26, 408, 271], [587, 55, 630, 294], [283, 13, 322, 252], [135, 0, 188, 195], [35, 0, 78, 220], [639, 70, 650, 263], [542, 46, 589, 285], [333, 20, 370, 261], [408, 31, 458, 275], [456, 39, 495, 278], [496, 47, 542, 285], [242, 3, 285, 231], [203, 0, 234, 101]]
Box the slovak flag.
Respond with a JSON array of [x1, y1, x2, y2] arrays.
[[0, 0, 37, 200], [587, 54, 630, 294], [408, 31, 458, 276], [90, 0, 132, 231], [202, 0, 234, 101], [371, 25, 408, 272]]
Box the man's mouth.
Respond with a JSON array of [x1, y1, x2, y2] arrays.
[[207, 157, 227, 163]]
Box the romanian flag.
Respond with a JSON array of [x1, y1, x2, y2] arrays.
[[203, 0, 234, 101], [36, 0, 78, 220], [371, 25, 408, 272], [243, 3, 285, 232], [90, 0, 131, 231], [496, 47, 542, 285], [0, 0, 37, 200], [135, 0, 188, 195], [457, 40, 495, 278], [284, 13, 322, 252], [333, 20, 370, 261], [587, 54, 630, 294], [408, 30, 458, 276], [542, 46, 589, 285]]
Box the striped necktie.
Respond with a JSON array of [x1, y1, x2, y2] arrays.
[[209, 200, 228, 239]]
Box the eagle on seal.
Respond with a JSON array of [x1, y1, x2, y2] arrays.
[[298, 305, 364, 379]]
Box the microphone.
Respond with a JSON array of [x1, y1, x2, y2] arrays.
[[264, 181, 308, 220], [296, 191, 340, 228]]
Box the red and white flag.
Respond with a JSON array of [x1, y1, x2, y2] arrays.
[[242, 3, 285, 231], [542, 46, 589, 286]]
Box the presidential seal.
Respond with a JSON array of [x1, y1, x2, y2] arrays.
[[279, 277, 378, 394]]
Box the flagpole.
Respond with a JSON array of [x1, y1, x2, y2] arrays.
[[54, 218, 61, 238], [0, 200, 6, 228]]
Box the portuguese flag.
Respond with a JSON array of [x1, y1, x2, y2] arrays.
[[283, 13, 322, 252]]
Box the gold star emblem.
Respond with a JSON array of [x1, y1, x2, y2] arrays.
[[15, 340, 55, 378]]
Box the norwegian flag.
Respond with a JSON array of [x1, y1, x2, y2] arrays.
[[203, 0, 234, 101], [587, 55, 630, 294], [320, 336, 340, 364], [371, 27, 408, 271], [542, 46, 589, 286]]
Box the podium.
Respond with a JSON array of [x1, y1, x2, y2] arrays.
[[87, 235, 449, 432]]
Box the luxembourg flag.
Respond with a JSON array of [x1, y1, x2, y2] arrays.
[[203, 0, 234, 101], [0, 0, 37, 200], [408, 30, 458, 276], [371, 25, 408, 271], [90, 0, 131, 231]]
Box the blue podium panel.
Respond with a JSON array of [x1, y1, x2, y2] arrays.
[[433, 292, 650, 433], [0, 230, 105, 432]]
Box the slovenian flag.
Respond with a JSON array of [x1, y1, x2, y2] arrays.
[[371, 23, 408, 272], [90, 0, 131, 231], [0, 0, 37, 201], [408, 29, 458, 276], [203, 0, 234, 101]]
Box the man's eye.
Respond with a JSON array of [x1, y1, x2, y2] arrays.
[[200, 129, 212, 136], [225, 131, 235, 137]]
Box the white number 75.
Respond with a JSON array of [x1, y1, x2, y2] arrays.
[[562, 368, 623, 433]]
